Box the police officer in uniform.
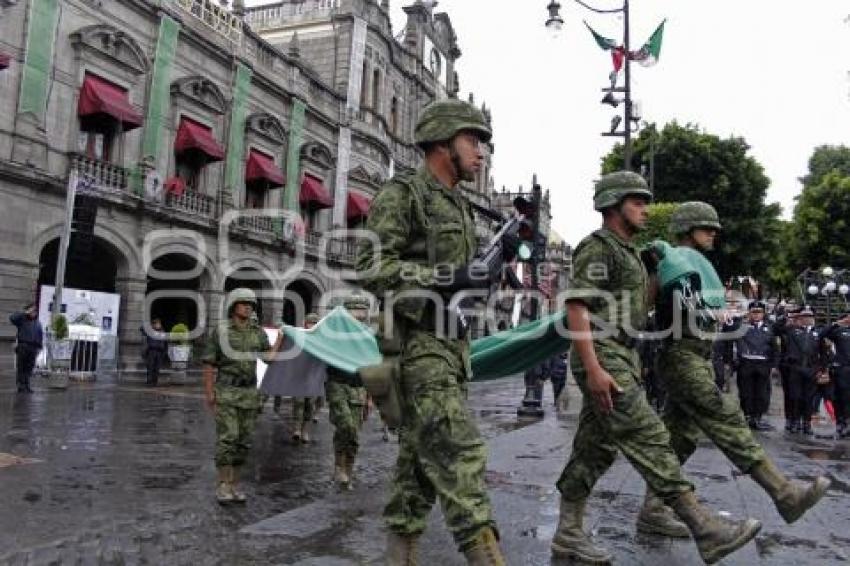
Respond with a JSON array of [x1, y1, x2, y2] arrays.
[[357, 99, 506, 564], [202, 288, 284, 504], [9, 303, 43, 394], [822, 310, 850, 437], [734, 301, 779, 431], [776, 306, 824, 435]]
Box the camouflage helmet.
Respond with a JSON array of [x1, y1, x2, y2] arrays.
[[304, 312, 320, 325], [229, 288, 258, 309], [414, 99, 492, 148], [670, 201, 722, 236], [592, 171, 653, 211]]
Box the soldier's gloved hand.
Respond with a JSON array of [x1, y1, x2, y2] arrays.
[[433, 261, 494, 292]]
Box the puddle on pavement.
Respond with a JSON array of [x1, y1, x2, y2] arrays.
[[793, 446, 850, 461]]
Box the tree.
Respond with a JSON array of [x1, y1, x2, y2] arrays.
[[801, 145, 850, 188], [634, 202, 678, 247], [601, 122, 782, 281], [792, 170, 850, 269]]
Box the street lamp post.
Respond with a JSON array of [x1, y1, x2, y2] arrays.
[[546, 0, 634, 169]]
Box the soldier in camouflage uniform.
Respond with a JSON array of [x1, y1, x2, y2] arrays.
[[357, 99, 505, 565], [327, 302, 369, 490], [653, 202, 829, 534], [555, 175, 761, 565], [202, 288, 283, 505]]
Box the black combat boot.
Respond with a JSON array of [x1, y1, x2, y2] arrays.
[[802, 420, 814, 436]]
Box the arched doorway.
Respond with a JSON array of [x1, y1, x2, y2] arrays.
[[38, 237, 119, 294], [145, 253, 206, 333], [223, 268, 273, 325], [282, 279, 320, 326]]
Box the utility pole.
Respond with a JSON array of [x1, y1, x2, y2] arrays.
[[52, 170, 80, 324], [622, 0, 632, 169]]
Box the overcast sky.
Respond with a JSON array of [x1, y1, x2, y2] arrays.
[[385, 1, 850, 244]]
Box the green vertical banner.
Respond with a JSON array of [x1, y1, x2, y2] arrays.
[[284, 98, 306, 213], [18, 0, 59, 118], [223, 63, 252, 200], [136, 14, 179, 194]]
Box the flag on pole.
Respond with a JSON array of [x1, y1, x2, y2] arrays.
[[630, 19, 666, 67], [584, 21, 618, 51]]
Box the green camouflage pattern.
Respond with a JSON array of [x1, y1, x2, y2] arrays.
[[359, 166, 492, 549], [568, 227, 650, 363], [414, 99, 492, 147], [658, 344, 767, 471], [384, 349, 495, 549], [592, 170, 653, 211], [326, 379, 366, 457], [559, 227, 694, 504], [228, 287, 258, 308], [201, 321, 270, 387], [670, 201, 722, 235], [357, 166, 478, 331], [293, 397, 315, 425], [214, 386, 262, 466]]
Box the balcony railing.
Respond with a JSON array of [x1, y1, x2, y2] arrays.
[[165, 190, 216, 220], [237, 214, 276, 234], [175, 0, 243, 44], [70, 154, 129, 193]]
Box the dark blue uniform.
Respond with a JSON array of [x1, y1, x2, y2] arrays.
[[822, 322, 850, 437], [734, 321, 778, 429], [776, 322, 825, 435], [10, 311, 43, 393]]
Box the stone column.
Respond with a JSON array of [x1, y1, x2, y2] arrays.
[[115, 275, 148, 374]]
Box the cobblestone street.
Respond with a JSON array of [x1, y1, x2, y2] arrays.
[[1, 374, 849, 565]]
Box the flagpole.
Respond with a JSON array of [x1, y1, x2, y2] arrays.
[[623, 0, 632, 171]]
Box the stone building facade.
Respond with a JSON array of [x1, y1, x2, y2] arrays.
[[0, 0, 565, 373]]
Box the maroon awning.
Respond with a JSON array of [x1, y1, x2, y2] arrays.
[[346, 191, 372, 220], [0, 52, 10, 71], [300, 174, 333, 209], [77, 73, 143, 131], [245, 149, 285, 188], [174, 117, 225, 163]]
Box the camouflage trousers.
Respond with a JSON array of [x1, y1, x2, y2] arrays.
[[293, 397, 315, 425], [215, 386, 262, 467], [658, 345, 767, 472], [326, 380, 365, 457], [557, 350, 693, 505], [384, 348, 495, 550]]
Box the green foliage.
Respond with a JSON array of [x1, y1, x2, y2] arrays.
[[764, 220, 797, 298], [601, 122, 782, 281], [634, 202, 678, 247], [792, 170, 850, 269], [170, 323, 190, 345], [51, 314, 68, 340], [801, 145, 850, 188]]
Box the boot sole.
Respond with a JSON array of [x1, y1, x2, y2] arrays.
[[550, 542, 613, 564], [701, 519, 762, 564], [781, 477, 831, 524], [636, 518, 691, 539]]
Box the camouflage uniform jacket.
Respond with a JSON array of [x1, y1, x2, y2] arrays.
[[357, 166, 477, 374], [201, 320, 270, 387], [567, 227, 649, 379]]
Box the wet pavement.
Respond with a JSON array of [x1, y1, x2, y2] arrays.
[[1, 373, 850, 565]]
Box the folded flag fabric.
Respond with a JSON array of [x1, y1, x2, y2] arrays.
[[258, 307, 571, 384]]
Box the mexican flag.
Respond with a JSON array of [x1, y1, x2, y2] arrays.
[[584, 21, 618, 51], [630, 19, 666, 67]]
